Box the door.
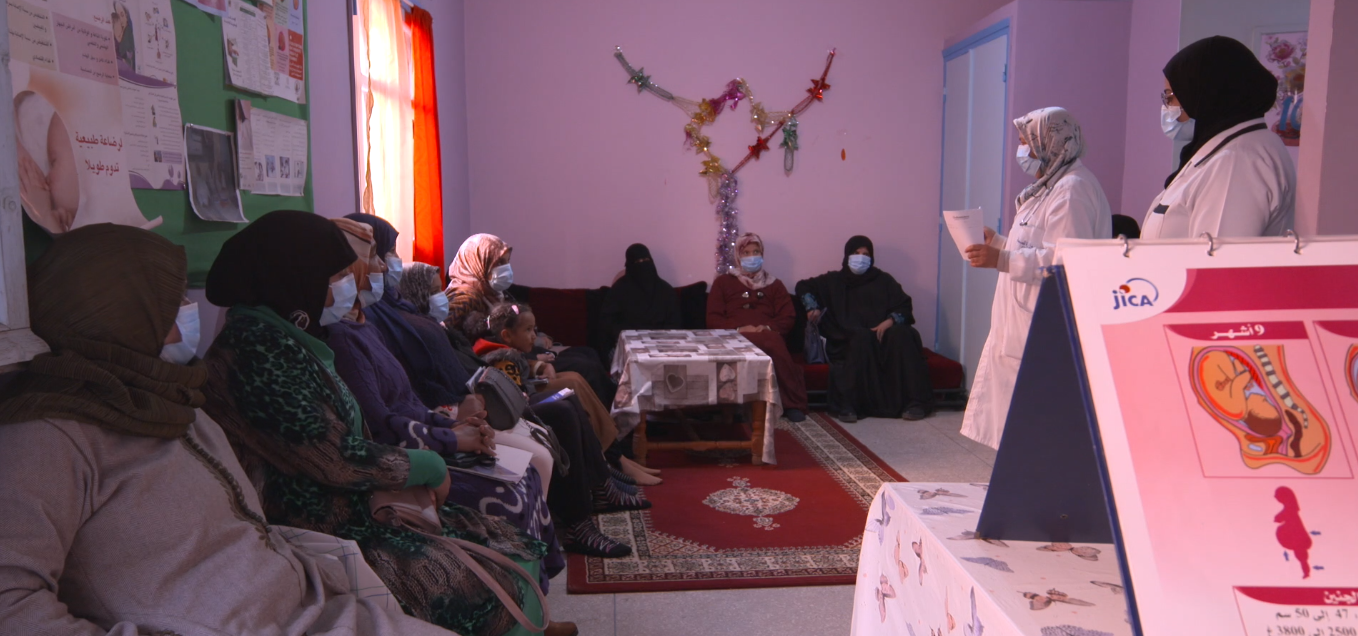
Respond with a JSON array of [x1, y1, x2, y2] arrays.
[[936, 27, 1008, 392]]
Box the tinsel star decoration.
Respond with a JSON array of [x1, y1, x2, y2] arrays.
[[627, 68, 652, 93], [807, 78, 831, 101], [699, 157, 726, 176], [748, 136, 771, 159]]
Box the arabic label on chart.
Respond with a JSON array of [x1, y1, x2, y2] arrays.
[[52, 12, 118, 86], [1236, 587, 1358, 636], [1166, 322, 1307, 342], [8, 0, 58, 69]]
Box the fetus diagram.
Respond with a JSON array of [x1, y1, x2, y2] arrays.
[[1190, 345, 1331, 474]]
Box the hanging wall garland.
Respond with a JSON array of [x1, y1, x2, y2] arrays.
[[614, 47, 837, 273]]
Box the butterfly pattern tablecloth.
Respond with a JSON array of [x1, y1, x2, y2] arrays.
[[850, 483, 1133, 636], [609, 329, 781, 464]]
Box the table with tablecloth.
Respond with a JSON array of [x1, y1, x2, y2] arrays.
[[610, 329, 781, 465], [850, 482, 1133, 636]]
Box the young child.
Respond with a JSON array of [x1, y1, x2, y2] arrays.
[[472, 302, 653, 556]]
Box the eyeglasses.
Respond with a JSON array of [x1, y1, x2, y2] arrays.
[[1161, 89, 1177, 106]]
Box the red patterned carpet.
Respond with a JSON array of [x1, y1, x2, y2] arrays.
[[567, 413, 904, 594]]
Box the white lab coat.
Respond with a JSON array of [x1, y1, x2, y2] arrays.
[[1141, 118, 1296, 239], [960, 160, 1112, 450]]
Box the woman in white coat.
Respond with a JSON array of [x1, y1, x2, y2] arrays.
[[1144, 36, 1294, 239], [960, 107, 1112, 450]]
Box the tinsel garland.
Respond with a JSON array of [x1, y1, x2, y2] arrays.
[[614, 47, 836, 273]]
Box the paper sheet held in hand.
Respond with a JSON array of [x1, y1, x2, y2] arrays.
[[450, 444, 533, 484], [943, 208, 986, 256]]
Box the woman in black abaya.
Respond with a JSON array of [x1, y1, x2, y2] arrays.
[[600, 244, 682, 352]]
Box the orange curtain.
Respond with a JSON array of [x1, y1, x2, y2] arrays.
[[407, 7, 444, 267]]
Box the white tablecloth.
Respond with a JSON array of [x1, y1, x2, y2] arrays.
[[850, 483, 1133, 636], [610, 329, 781, 464]]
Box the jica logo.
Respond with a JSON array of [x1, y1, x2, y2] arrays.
[[1112, 278, 1159, 310]]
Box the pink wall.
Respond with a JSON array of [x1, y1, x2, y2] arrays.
[[430, 0, 473, 249], [463, 0, 1011, 343], [1296, 0, 1358, 236], [1118, 0, 1182, 221], [307, 0, 359, 220]]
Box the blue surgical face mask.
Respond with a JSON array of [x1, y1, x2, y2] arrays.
[[847, 254, 872, 275], [160, 302, 201, 365], [427, 292, 450, 323], [359, 273, 384, 308], [489, 263, 514, 292], [1161, 105, 1195, 141], [1016, 144, 1042, 177], [384, 255, 403, 290], [322, 274, 358, 326], [740, 255, 763, 274]]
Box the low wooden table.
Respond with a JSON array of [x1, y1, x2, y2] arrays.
[[609, 329, 782, 465]]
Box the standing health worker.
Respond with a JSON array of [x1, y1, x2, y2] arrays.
[[960, 107, 1112, 450], [1143, 35, 1294, 239]]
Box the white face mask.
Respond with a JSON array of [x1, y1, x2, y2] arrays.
[[740, 255, 763, 274], [847, 254, 872, 275], [1016, 144, 1042, 177], [1161, 105, 1195, 141], [427, 292, 450, 323], [359, 272, 384, 308], [384, 255, 403, 290], [489, 264, 514, 292], [322, 274, 358, 326], [160, 302, 201, 365]]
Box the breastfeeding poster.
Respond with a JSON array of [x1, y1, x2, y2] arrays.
[[1060, 237, 1358, 635], [8, 0, 160, 233]]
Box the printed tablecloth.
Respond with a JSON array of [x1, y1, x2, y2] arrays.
[[610, 329, 781, 464], [850, 483, 1133, 636]]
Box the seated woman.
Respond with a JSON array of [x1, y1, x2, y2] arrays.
[[0, 224, 455, 635], [600, 243, 681, 351], [201, 211, 573, 636], [706, 233, 809, 423], [796, 236, 934, 423], [324, 218, 564, 584], [472, 302, 657, 514], [445, 234, 616, 406], [401, 262, 639, 558]]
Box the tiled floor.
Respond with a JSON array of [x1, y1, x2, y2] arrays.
[[548, 409, 998, 636]]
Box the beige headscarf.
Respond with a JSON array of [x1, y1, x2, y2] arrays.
[[0, 225, 205, 438], [733, 233, 776, 290], [1013, 107, 1085, 207], [332, 218, 377, 322], [446, 233, 511, 307]]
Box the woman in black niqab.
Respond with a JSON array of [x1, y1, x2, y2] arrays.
[[600, 244, 681, 348]]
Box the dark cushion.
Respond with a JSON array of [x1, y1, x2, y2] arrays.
[[676, 282, 708, 330]]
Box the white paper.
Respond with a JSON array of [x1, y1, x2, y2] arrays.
[[449, 445, 533, 484], [233, 100, 255, 190], [242, 107, 307, 196], [114, 0, 176, 85], [181, 0, 227, 18], [222, 0, 305, 103], [184, 124, 245, 222], [943, 208, 985, 256]]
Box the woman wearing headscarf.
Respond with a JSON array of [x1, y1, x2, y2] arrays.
[[401, 261, 639, 559], [201, 211, 573, 636], [796, 236, 934, 423], [600, 243, 682, 351], [706, 233, 808, 422], [0, 224, 458, 636], [1144, 35, 1294, 239], [960, 107, 1112, 450], [324, 218, 565, 586]]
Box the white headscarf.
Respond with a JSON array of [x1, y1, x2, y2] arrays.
[[1013, 107, 1085, 207]]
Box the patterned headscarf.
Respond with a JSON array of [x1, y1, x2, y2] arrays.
[[446, 233, 511, 305], [733, 233, 776, 290], [400, 262, 443, 314], [1013, 107, 1085, 207]]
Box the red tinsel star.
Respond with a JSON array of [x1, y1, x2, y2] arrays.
[[748, 136, 771, 159], [807, 78, 831, 101]]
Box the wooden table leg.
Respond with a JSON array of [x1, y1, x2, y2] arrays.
[[633, 410, 649, 466], [750, 401, 766, 466]]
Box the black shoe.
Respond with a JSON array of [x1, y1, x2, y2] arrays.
[[563, 519, 632, 558], [593, 478, 653, 513], [836, 410, 858, 424], [902, 405, 934, 421], [784, 408, 807, 423]]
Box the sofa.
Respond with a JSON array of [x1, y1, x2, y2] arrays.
[[506, 282, 966, 408]]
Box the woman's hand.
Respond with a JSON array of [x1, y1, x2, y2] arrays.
[[737, 325, 759, 334], [983, 226, 996, 243], [536, 351, 557, 363], [873, 318, 894, 342], [965, 243, 1000, 269], [431, 474, 451, 508], [453, 419, 497, 455], [807, 309, 823, 324]]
